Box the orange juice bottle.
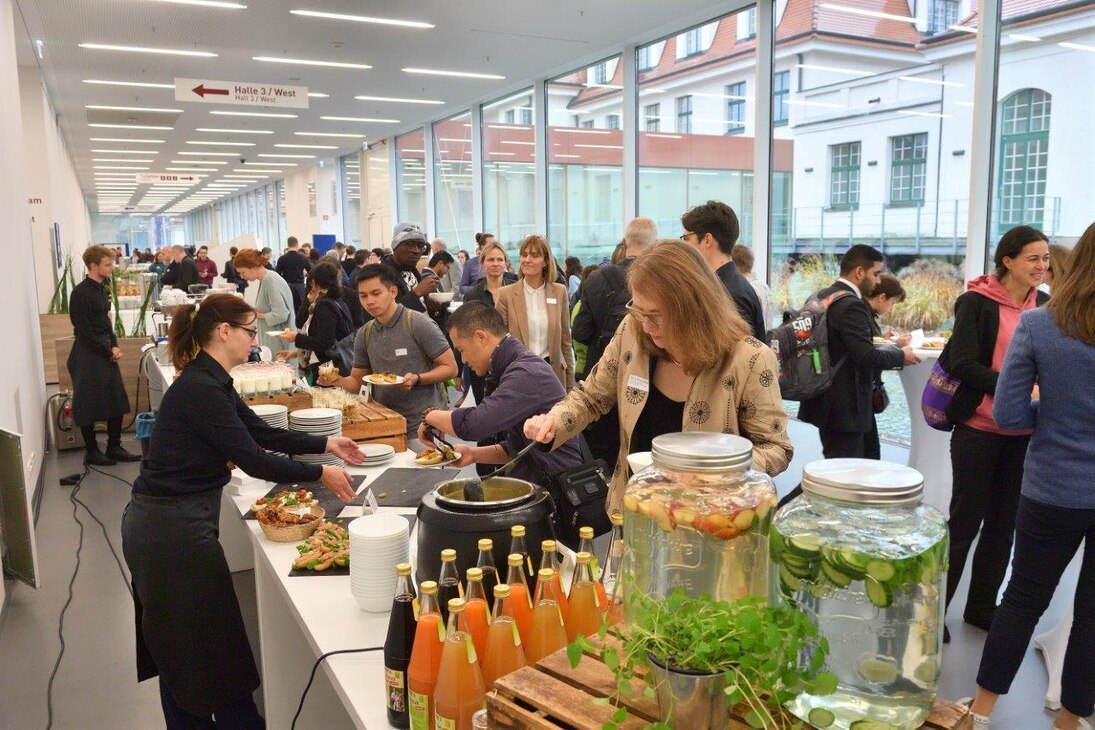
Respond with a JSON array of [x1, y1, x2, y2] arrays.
[[481, 584, 527, 688], [509, 525, 532, 578], [578, 527, 608, 608], [407, 581, 444, 730], [537, 540, 569, 624], [432, 598, 487, 730], [526, 568, 568, 663], [505, 553, 533, 647], [464, 568, 490, 662], [565, 552, 603, 642]]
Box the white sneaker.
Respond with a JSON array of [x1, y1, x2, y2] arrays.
[[959, 697, 990, 728]]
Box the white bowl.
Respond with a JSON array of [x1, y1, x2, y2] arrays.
[[428, 292, 455, 303], [626, 451, 653, 475]]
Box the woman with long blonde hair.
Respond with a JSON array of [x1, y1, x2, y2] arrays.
[[495, 235, 576, 389], [524, 239, 793, 514]]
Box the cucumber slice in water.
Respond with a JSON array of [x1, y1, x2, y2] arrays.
[[787, 534, 823, 556], [865, 577, 892, 608], [820, 560, 852, 588], [779, 563, 803, 593], [807, 707, 836, 728], [849, 721, 900, 730], [857, 655, 899, 683], [865, 560, 896, 581]]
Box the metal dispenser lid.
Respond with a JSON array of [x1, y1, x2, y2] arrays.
[[650, 432, 753, 471], [802, 459, 924, 505]]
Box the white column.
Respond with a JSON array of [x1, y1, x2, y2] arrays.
[[533, 81, 548, 240], [423, 123, 437, 235], [753, 0, 776, 285], [470, 103, 485, 235], [965, 0, 1002, 282], [622, 45, 638, 222]]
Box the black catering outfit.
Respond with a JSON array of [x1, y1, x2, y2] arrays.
[[67, 276, 130, 446], [121, 350, 327, 720]]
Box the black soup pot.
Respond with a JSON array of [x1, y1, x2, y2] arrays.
[[416, 476, 557, 587]]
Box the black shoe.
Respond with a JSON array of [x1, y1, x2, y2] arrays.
[[85, 449, 117, 467], [105, 445, 142, 463], [943, 624, 951, 644]]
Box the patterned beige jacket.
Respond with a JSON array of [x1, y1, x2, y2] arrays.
[[547, 317, 793, 514]]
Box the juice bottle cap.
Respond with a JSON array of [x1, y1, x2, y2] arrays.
[[478, 538, 493, 550], [610, 512, 624, 526], [579, 527, 594, 539], [507, 553, 525, 566], [467, 567, 484, 581], [511, 525, 526, 537], [441, 548, 457, 561], [395, 563, 412, 576], [538, 568, 556, 580], [541, 539, 557, 551], [494, 584, 511, 598], [448, 598, 466, 613], [420, 581, 438, 594], [575, 551, 592, 564]]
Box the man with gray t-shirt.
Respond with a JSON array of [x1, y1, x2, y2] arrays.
[[319, 264, 457, 436]]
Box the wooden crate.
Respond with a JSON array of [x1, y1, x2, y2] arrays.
[[241, 391, 313, 413], [488, 637, 971, 730], [341, 400, 407, 452]]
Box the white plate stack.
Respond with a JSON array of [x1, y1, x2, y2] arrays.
[[289, 408, 345, 467], [251, 404, 290, 458], [359, 443, 395, 467], [348, 514, 411, 612]]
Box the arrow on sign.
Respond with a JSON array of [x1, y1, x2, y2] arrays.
[[192, 84, 229, 98]]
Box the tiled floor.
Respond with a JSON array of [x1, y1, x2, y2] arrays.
[[0, 422, 1087, 729]]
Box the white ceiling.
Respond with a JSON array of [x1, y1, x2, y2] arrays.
[[13, 0, 733, 215]]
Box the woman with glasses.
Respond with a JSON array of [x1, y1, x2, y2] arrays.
[[121, 293, 364, 728], [524, 240, 793, 515]]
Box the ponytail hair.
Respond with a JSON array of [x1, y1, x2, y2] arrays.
[[168, 293, 257, 370]]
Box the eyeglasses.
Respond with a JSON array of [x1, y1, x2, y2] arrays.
[[232, 323, 258, 340], [680, 231, 698, 242], [625, 300, 663, 329]]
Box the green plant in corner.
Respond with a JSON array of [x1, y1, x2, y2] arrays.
[[567, 587, 836, 730], [110, 271, 126, 339], [47, 255, 76, 315]]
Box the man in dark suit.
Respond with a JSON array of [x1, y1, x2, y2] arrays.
[[680, 200, 767, 340], [275, 236, 311, 313], [797, 244, 920, 458]]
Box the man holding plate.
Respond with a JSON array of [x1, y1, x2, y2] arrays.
[[319, 264, 457, 437]]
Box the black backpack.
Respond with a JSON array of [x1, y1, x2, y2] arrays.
[[585, 266, 631, 373], [766, 290, 853, 401]]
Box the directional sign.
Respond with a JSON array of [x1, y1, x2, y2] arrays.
[[175, 78, 309, 109], [135, 174, 201, 184], [122, 205, 159, 213]]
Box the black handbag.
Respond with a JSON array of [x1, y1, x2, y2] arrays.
[[872, 381, 890, 414], [545, 437, 612, 550]]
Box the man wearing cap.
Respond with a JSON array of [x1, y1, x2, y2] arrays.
[[383, 222, 444, 315]]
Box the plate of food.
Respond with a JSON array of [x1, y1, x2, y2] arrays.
[[920, 338, 946, 350], [252, 488, 317, 514], [290, 520, 350, 574], [365, 372, 404, 386], [414, 443, 460, 467]]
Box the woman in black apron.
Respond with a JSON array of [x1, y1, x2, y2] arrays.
[[121, 293, 364, 728]]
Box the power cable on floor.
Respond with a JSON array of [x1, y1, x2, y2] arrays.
[[45, 466, 89, 730], [77, 465, 135, 598], [291, 647, 383, 730]]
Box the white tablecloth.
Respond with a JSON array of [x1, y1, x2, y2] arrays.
[[896, 348, 952, 514]]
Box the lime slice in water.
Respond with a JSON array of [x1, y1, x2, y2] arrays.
[[807, 707, 836, 727], [857, 655, 899, 684], [913, 655, 940, 683]]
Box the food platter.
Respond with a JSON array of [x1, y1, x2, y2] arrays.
[[414, 444, 460, 468], [365, 372, 404, 386]]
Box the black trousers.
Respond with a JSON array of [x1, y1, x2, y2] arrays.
[[159, 678, 264, 730], [864, 416, 881, 461], [81, 416, 123, 451], [945, 424, 1029, 619], [976, 496, 1095, 717], [287, 281, 306, 316]]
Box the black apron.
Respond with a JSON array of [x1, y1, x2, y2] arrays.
[[121, 489, 260, 716], [67, 338, 130, 426]]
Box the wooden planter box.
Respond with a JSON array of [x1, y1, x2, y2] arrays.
[[40, 313, 73, 384], [56, 336, 149, 431], [488, 636, 972, 730]]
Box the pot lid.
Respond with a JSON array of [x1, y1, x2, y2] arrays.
[[802, 459, 923, 505], [651, 432, 753, 471]]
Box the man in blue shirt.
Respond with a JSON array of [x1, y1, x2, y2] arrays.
[[418, 302, 583, 484]]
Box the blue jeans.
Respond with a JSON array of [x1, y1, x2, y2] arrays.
[[976, 495, 1095, 717]]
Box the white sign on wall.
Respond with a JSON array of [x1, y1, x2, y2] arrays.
[[135, 174, 201, 184], [175, 78, 310, 109]]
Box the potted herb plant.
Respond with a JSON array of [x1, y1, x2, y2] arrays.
[[567, 588, 836, 730]]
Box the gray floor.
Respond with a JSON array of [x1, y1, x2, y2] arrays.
[[0, 423, 1087, 729]]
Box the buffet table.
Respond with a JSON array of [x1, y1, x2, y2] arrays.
[[895, 347, 952, 514]]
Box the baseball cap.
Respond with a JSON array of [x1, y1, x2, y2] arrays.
[[391, 222, 429, 251]]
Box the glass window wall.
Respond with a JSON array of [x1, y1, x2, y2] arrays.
[[433, 112, 475, 248], [482, 90, 537, 251], [396, 129, 426, 227], [341, 153, 362, 246], [547, 54, 624, 263]]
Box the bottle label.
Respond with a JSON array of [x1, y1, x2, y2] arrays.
[[436, 617, 446, 643], [412, 597, 420, 621], [465, 635, 477, 664], [385, 668, 406, 712], [408, 691, 429, 730], [512, 621, 521, 647], [435, 714, 456, 730]]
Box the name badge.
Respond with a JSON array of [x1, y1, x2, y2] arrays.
[[395, 348, 408, 357], [626, 374, 650, 393], [546, 297, 558, 305]]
